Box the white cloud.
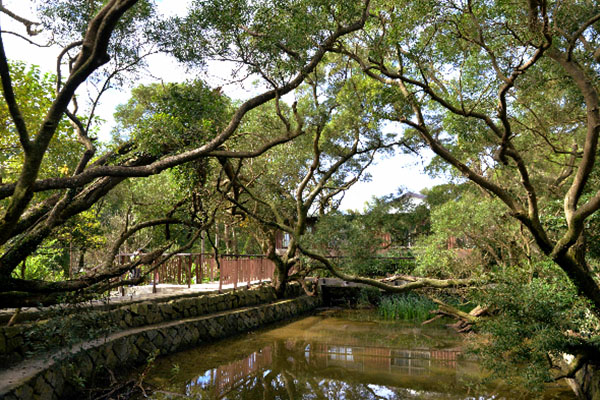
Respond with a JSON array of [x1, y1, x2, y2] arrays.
[[339, 148, 446, 212]]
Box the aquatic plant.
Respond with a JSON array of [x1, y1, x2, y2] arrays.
[[377, 293, 437, 322]]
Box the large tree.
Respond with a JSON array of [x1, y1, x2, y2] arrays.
[[214, 64, 396, 296], [0, 0, 371, 307], [310, 0, 600, 313], [298, 0, 600, 392]]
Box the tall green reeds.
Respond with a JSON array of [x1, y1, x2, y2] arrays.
[[378, 293, 437, 322]]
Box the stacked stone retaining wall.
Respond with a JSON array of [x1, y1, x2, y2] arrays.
[[0, 292, 320, 400], [0, 284, 304, 367]]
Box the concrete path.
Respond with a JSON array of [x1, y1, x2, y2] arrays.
[[0, 280, 271, 324], [107, 279, 270, 302]]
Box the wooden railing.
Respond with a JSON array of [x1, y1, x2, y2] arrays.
[[117, 253, 276, 292], [218, 255, 276, 290], [116, 251, 416, 294]]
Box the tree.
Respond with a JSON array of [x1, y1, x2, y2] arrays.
[[305, 193, 426, 278], [301, 0, 600, 392], [215, 64, 395, 296], [0, 61, 81, 185], [1, 0, 597, 393], [0, 0, 371, 307], [332, 0, 600, 315]]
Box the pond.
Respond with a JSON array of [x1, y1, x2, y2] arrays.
[[137, 309, 575, 399]]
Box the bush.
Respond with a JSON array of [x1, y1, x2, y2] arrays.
[[470, 262, 600, 390]]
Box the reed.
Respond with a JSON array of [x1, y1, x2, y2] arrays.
[[378, 293, 437, 322]]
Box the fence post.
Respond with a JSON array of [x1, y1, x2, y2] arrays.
[[218, 256, 223, 292], [237, 257, 242, 288], [196, 254, 200, 284], [153, 260, 157, 294], [233, 259, 238, 291], [187, 255, 192, 288], [258, 258, 262, 284], [177, 256, 182, 285], [165, 262, 169, 283], [119, 255, 126, 296], [245, 258, 250, 288]]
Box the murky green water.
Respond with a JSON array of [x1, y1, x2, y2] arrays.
[[139, 310, 575, 399]]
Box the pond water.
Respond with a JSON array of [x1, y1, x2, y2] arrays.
[[138, 310, 575, 399]]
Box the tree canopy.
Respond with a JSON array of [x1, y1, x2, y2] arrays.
[[1, 0, 600, 394], [0, 0, 371, 305]]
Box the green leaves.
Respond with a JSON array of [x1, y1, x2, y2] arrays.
[[304, 194, 422, 277], [37, 0, 160, 64], [114, 80, 231, 156], [162, 0, 366, 78], [0, 61, 80, 185], [473, 263, 599, 390]]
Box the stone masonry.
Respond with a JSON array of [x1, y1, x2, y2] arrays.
[[0, 284, 303, 366], [0, 285, 320, 399]]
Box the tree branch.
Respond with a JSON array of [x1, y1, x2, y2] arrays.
[[567, 12, 600, 60], [299, 245, 477, 293], [0, 0, 139, 247], [0, 5, 42, 36], [0, 31, 30, 151]]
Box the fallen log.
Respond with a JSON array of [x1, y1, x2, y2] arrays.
[[426, 299, 488, 332]]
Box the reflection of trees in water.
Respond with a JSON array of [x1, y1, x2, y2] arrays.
[[179, 339, 465, 400]]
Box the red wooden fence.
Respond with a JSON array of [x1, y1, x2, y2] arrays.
[[117, 253, 276, 292], [116, 251, 416, 295], [218, 255, 276, 291]]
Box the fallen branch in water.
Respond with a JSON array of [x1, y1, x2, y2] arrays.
[[427, 298, 488, 332], [299, 245, 478, 294]]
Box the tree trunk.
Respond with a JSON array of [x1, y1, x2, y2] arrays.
[[568, 362, 600, 400], [272, 259, 288, 298]]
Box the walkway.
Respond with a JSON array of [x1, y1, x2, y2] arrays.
[[107, 280, 271, 303], [0, 280, 271, 325]]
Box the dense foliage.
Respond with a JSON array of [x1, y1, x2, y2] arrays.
[[1, 0, 600, 396]]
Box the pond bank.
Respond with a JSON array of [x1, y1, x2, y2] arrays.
[[0, 285, 320, 400]]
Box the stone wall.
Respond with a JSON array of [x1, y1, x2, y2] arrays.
[[0, 284, 303, 367], [0, 294, 321, 400]]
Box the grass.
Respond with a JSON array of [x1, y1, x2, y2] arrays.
[[377, 293, 437, 322]]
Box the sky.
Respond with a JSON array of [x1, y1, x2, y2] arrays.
[[1, 0, 447, 211]]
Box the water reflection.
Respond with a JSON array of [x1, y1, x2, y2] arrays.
[[188, 346, 273, 397], [182, 343, 467, 399], [142, 311, 574, 399]]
